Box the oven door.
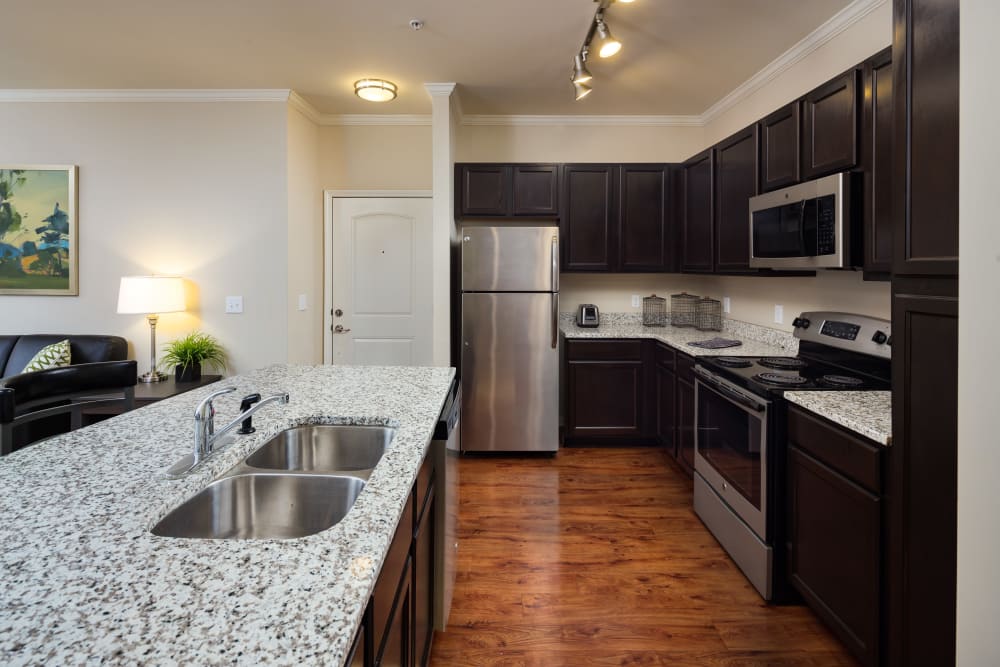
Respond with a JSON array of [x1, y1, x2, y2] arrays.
[[694, 368, 770, 540]]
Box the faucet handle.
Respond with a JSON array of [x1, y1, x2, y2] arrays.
[[238, 394, 262, 434], [194, 386, 237, 420]]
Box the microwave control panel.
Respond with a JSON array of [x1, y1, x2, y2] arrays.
[[816, 195, 837, 255]]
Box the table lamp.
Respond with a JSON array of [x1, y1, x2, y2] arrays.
[[117, 275, 186, 383]]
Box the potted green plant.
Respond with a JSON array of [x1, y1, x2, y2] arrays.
[[160, 331, 228, 382]]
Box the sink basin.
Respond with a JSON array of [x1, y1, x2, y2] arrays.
[[244, 424, 395, 474], [151, 473, 365, 539]]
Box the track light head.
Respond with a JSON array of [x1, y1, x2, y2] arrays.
[[573, 80, 593, 101], [573, 52, 593, 84], [596, 17, 622, 58]]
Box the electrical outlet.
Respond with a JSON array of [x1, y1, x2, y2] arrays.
[[774, 304, 784, 324], [723, 297, 731, 314], [225, 296, 244, 314], [631, 295, 641, 308], [297, 294, 307, 311]]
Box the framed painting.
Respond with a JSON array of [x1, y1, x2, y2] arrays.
[[0, 165, 78, 295]]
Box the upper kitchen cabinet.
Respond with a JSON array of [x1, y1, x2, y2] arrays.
[[680, 149, 715, 273], [619, 165, 672, 272], [759, 101, 801, 192], [456, 163, 559, 219], [891, 0, 959, 277], [862, 48, 894, 277], [714, 125, 759, 273], [801, 69, 861, 180], [561, 164, 618, 272]]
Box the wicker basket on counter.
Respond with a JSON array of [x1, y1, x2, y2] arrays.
[[642, 294, 667, 327], [696, 296, 723, 331], [670, 292, 699, 328]]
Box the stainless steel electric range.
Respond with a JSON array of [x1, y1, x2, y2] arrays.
[[692, 311, 891, 600]]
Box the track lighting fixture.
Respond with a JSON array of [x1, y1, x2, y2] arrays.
[[570, 0, 632, 101]]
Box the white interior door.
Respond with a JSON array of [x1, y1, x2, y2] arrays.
[[327, 197, 433, 366]]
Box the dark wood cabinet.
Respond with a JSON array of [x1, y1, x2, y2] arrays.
[[376, 557, 412, 667], [759, 101, 801, 192], [619, 165, 672, 271], [802, 69, 861, 179], [371, 492, 413, 664], [347, 612, 368, 667], [786, 406, 882, 667], [412, 463, 436, 667], [862, 48, 894, 277], [655, 343, 677, 455], [675, 354, 696, 476], [456, 163, 559, 219], [680, 149, 715, 273], [561, 164, 618, 272], [565, 340, 646, 441], [714, 125, 759, 273], [891, 0, 959, 277]]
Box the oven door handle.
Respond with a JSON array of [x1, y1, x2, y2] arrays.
[[695, 368, 766, 412]]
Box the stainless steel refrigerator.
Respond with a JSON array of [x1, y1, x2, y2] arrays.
[[460, 226, 559, 453]]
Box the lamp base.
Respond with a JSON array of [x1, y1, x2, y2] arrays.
[[139, 370, 168, 383]]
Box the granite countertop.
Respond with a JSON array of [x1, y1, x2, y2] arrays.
[[784, 391, 892, 446], [560, 314, 796, 357], [0, 363, 455, 666]]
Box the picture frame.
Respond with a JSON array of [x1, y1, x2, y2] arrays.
[[0, 165, 78, 296]]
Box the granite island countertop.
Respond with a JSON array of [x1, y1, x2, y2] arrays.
[[0, 363, 455, 666], [784, 390, 892, 446]]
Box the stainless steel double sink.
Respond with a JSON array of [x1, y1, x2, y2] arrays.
[[152, 424, 395, 540]]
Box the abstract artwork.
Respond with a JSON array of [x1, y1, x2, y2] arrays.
[[0, 165, 78, 295]]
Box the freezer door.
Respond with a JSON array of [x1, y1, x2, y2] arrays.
[[461, 292, 559, 452], [461, 226, 559, 292]]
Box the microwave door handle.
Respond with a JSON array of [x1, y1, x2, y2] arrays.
[[798, 200, 808, 256]]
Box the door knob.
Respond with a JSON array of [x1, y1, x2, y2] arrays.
[[334, 308, 343, 317], [333, 325, 351, 333]]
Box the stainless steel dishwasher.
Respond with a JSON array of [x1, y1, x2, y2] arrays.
[[432, 378, 460, 630]]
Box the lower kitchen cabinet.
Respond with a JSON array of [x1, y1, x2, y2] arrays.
[[786, 405, 883, 667], [655, 343, 677, 455], [675, 353, 696, 476], [413, 466, 436, 667]]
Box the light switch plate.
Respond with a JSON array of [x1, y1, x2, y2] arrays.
[[774, 304, 783, 324], [723, 297, 731, 314], [225, 296, 244, 314], [631, 295, 641, 308], [297, 294, 307, 311]]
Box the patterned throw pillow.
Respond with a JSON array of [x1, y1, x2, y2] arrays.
[[21, 339, 72, 374]]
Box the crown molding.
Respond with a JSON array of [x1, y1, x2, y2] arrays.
[[461, 114, 702, 127], [0, 89, 292, 103], [700, 0, 889, 124], [287, 90, 322, 123]]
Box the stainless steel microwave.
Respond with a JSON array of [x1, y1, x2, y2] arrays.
[[748, 172, 854, 270]]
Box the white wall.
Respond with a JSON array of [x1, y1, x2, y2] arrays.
[[318, 124, 431, 190], [957, 2, 1000, 664], [0, 101, 289, 374], [286, 105, 322, 364]]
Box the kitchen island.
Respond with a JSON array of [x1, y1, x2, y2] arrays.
[[0, 363, 455, 666]]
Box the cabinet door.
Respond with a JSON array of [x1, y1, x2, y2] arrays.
[[376, 557, 412, 667], [888, 281, 958, 667], [891, 0, 959, 277], [413, 484, 435, 667], [619, 165, 671, 272], [372, 495, 413, 661], [346, 610, 368, 667], [656, 363, 676, 455], [787, 446, 880, 667], [561, 165, 618, 272], [862, 48, 894, 277], [680, 149, 714, 273], [759, 101, 801, 192], [512, 164, 559, 217], [714, 125, 759, 273], [802, 70, 861, 179], [566, 360, 644, 438], [458, 164, 510, 217], [676, 376, 695, 476]]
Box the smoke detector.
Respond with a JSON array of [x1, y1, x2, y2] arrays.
[[409, 19, 424, 31]]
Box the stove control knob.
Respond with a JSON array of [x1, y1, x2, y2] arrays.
[[872, 330, 888, 345], [886, 335, 893, 347], [792, 317, 811, 329]]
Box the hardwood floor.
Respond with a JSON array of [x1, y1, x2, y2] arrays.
[[430, 447, 857, 667]]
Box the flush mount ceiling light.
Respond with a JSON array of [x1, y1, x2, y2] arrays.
[[570, 0, 632, 101], [354, 78, 398, 102]]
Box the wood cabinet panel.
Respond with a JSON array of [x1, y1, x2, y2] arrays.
[[371, 493, 413, 661], [892, 0, 959, 276], [759, 102, 801, 192], [802, 70, 861, 179], [561, 164, 618, 272], [676, 376, 695, 476], [376, 557, 412, 667], [862, 48, 894, 277], [680, 149, 714, 273], [567, 361, 644, 437], [656, 362, 676, 454], [619, 165, 671, 271], [413, 482, 435, 667], [714, 125, 759, 273], [787, 406, 882, 494], [458, 164, 510, 217], [512, 164, 559, 217], [566, 339, 642, 362]]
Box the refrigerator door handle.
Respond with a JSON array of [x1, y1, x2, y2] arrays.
[[551, 234, 559, 292], [551, 293, 559, 349]]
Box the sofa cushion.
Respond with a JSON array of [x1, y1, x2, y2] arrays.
[[21, 339, 72, 374], [0, 336, 16, 376], [4, 335, 127, 379]]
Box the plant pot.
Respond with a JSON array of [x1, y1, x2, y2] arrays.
[[175, 363, 202, 383]]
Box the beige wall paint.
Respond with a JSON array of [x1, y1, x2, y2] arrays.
[[561, 271, 890, 330], [286, 105, 323, 364], [318, 124, 431, 190], [0, 101, 289, 374], [957, 2, 1000, 664]]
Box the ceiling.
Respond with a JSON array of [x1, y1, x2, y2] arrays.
[[1, 0, 853, 115]]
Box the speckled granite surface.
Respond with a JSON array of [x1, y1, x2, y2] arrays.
[[784, 391, 892, 446], [560, 312, 796, 357], [0, 363, 455, 666]]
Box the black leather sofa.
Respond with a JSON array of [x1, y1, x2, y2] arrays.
[[0, 335, 137, 455]]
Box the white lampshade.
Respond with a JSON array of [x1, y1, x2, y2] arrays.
[[116, 276, 186, 314]]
